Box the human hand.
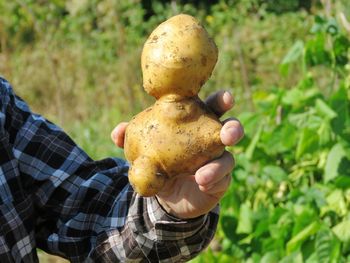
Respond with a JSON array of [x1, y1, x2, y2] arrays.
[[111, 91, 244, 219]]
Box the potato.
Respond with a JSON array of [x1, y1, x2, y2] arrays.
[[124, 14, 225, 196], [141, 14, 218, 99]]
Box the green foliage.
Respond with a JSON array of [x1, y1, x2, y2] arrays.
[[1, 1, 350, 262], [192, 13, 350, 263], [0, 0, 320, 159]]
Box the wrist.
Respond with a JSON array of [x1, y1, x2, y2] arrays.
[[155, 196, 205, 220], [155, 196, 180, 218]]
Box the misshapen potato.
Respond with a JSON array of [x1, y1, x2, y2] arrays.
[[124, 14, 225, 196]]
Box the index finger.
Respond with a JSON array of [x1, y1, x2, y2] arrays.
[[111, 122, 128, 148]]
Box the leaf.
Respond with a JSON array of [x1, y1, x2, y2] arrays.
[[292, 207, 317, 236], [280, 40, 304, 75], [217, 254, 234, 263], [237, 112, 260, 139], [324, 143, 347, 182], [334, 176, 350, 189], [305, 253, 318, 263], [316, 229, 332, 263], [261, 251, 279, 263], [287, 221, 320, 254], [220, 184, 240, 213], [333, 35, 350, 66], [281, 40, 304, 64], [221, 215, 238, 242], [301, 186, 327, 209], [318, 121, 332, 145], [315, 98, 337, 120], [297, 74, 315, 90], [254, 216, 270, 238], [332, 220, 350, 242], [262, 165, 287, 183], [330, 85, 350, 137], [282, 88, 304, 106], [236, 202, 253, 234], [262, 123, 298, 155], [296, 128, 319, 159], [315, 229, 341, 263], [302, 238, 316, 262], [246, 123, 263, 160], [311, 15, 327, 33], [321, 189, 347, 217], [304, 34, 332, 67], [280, 251, 303, 263]]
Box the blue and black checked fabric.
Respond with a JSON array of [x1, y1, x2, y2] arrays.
[[0, 77, 218, 262]]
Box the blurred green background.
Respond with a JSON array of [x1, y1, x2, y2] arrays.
[[1, 0, 350, 262]]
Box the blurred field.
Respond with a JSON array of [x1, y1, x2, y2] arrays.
[[0, 0, 324, 159], [1, 0, 350, 262]]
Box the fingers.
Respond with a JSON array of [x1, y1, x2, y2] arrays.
[[200, 174, 232, 196], [195, 151, 234, 187], [205, 90, 234, 117], [220, 118, 244, 146], [111, 122, 128, 148]]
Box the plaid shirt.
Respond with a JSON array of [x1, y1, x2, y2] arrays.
[[0, 77, 218, 262]]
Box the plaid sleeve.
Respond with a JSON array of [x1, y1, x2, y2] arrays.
[[0, 77, 219, 262], [0, 77, 131, 262], [90, 196, 219, 262]]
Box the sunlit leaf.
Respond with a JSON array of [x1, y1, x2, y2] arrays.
[[296, 128, 319, 159], [324, 143, 347, 182], [282, 88, 304, 106], [217, 254, 235, 263], [305, 253, 318, 263], [287, 221, 320, 254], [246, 124, 263, 160], [321, 189, 347, 217], [280, 251, 303, 263], [280, 40, 304, 75], [260, 251, 279, 263], [261, 123, 298, 155], [332, 220, 350, 243], [315, 99, 337, 120], [292, 206, 317, 236], [262, 165, 287, 183], [236, 202, 253, 234], [315, 229, 340, 263]]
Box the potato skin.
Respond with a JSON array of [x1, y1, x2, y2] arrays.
[[124, 14, 224, 196], [124, 96, 224, 196], [141, 14, 218, 99], [127, 155, 165, 197]]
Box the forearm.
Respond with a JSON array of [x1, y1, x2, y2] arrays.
[[91, 192, 219, 262]]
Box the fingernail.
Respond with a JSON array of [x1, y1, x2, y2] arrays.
[[222, 91, 233, 107], [224, 126, 243, 145]]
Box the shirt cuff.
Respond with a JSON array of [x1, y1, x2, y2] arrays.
[[145, 196, 219, 241]]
